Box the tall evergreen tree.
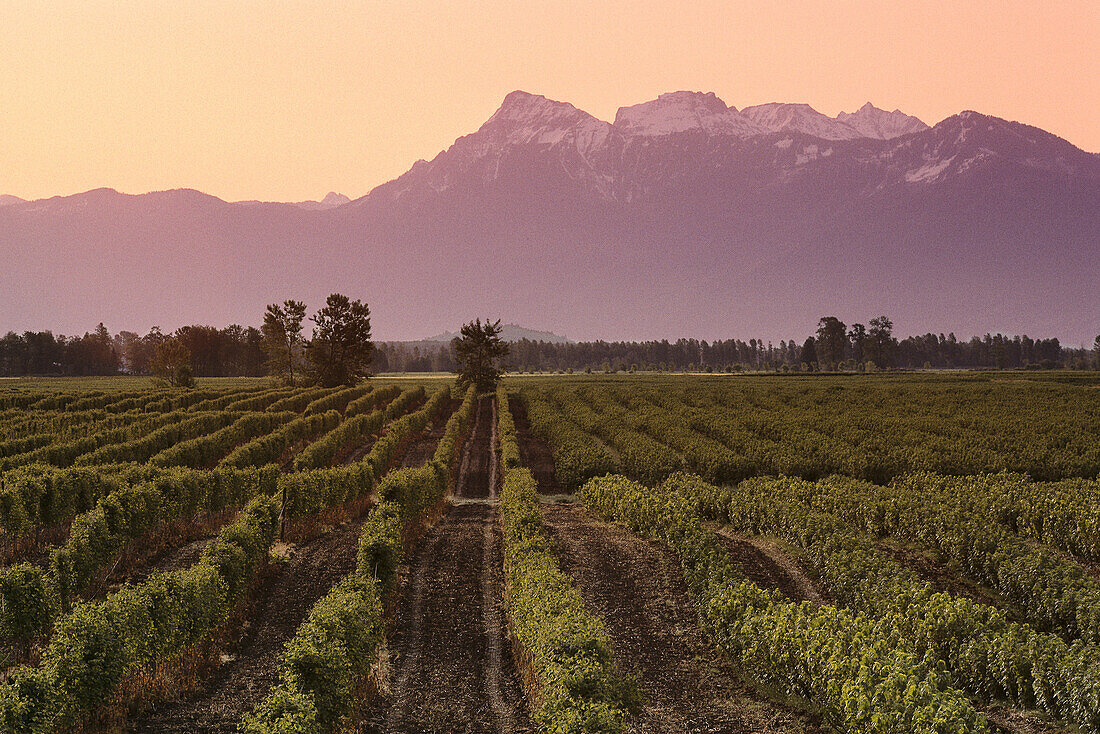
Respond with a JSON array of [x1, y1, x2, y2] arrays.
[[305, 294, 374, 387], [453, 318, 510, 392]]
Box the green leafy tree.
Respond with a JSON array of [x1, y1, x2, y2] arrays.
[[848, 323, 867, 366], [1093, 335, 1100, 370], [868, 316, 897, 368], [453, 319, 509, 392], [261, 300, 307, 384], [305, 294, 374, 387], [815, 317, 848, 370], [149, 338, 194, 388], [800, 336, 818, 370]]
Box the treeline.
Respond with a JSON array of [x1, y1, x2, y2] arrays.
[[3, 318, 1098, 376], [0, 324, 265, 377]]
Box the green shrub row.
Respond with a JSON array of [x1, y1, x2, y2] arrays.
[[0, 465, 121, 539], [501, 467, 636, 733], [278, 463, 375, 521], [0, 434, 55, 459], [522, 391, 616, 490], [0, 465, 279, 645], [362, 387, 438, 478], [224, 387, 297, 412], [293, 410, 389, 471], [432, 386, 476, 472], [1, 412, 183, 470], [0, 494, 280, 732], [671, 473, 1100, 732], [496, 385, 521, 472], [220, 410, 342, 469], [303, 385, 371, 415], [73, 411, 241, 466], [266, 387, 336, 413], [580, 474, 988, 733], [345, 384, 402, 417], [240, 399, 471, 733], [149, 412, 295, 468]]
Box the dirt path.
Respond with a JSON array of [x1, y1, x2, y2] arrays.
[[129, 516, 366, 733], [456, 396, 494, 499], [361, 504, 531, 734], [543, 505, 819, 734], [711, 528, 827, 605], [508, 396, 561, 495]]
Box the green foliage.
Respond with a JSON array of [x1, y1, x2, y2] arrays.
[[305, 294, 374, 387], [501, 468, 637, 732], [220, 410, 341, 468], [149, 412, 295, 468], [356, 501, 403, 592], [580, 474, 988, 733], [453, 318, 509, 393], [495, 385, 521, 471]]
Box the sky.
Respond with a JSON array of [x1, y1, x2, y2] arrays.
[[0, 0, 1097, 203]]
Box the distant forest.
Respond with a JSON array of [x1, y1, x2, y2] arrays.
[[2, 319, 1098, 377]]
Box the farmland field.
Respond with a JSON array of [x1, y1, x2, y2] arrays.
[[1, 372, 1098, 733]]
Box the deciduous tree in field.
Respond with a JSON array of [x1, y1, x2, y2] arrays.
[[149, 337, 194, 387], [306, 294, 374, 387], [453, 318, 510, 392], [815, 316, 847, 370], [261, 300, 307, 384]]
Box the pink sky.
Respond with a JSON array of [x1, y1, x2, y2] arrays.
[[1, 1, 1096, 202]]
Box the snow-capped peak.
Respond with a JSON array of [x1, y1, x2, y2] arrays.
[[478, 90, 614, 148], [613, 91, 764, 137], [741, 102, 865, 140], [836, 102, 929, 139]]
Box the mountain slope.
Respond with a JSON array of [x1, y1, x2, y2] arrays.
[[1, 92, 1096, 343]]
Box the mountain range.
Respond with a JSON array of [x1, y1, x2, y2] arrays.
[[2, 91, 1097, 343]]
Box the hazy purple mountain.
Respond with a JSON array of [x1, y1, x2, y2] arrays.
[[2, 91, 1097, 343], [0, 195, 24, 207], [422, 323, 573, 344]]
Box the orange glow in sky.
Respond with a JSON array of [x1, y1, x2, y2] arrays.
[[1, 0, 1096, 202]]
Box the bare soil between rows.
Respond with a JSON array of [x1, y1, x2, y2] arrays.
[[360, 502, 531, 734], [455, 396, 494, 498], [543, 504, 820, 734], [710, 528, 827, 605], [398, 398, 459, 468], [127, 513, 367, 733], [508, 396, 561, 495]]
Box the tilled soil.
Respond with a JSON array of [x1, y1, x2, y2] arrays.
[[129, 517, 366, 733], [456, 396, 494, 498], [361, 502, 532, 734], [543, 504, 819, 734], [711, 528, 827, 605], [508, 396, 561, 494], [399, 399, 459, 469]]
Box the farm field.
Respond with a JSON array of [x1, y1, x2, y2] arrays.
[[0, 372, 1098, 733]]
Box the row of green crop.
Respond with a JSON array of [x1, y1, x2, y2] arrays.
[[1, 465, 123, 540], [776, 472, 1100, 648], [521, 391, 615, 490], [148, 411, 296, 468], [0, 494, 281, 733], [344, 384, 402, 417], [224, 387, 298, 412], [500, 465, 636, 731], [291, 388, 413, 471], [266, 387, 334, 413], [0, 411, 186, 470], [72, 411, 242, 466], [522, 381, 1100, 484], [0, 466, 279, 645], [219, 410, 342, 469], [303, 385, 371, 415], [669, 473, 1100, 732], [580, 473, 989, 732], [241, 388, 476, 732], [496, 386, 521, 472]]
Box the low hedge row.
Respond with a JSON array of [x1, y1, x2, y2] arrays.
[[293, 410, 389, 471], [277, 463, 375, 521], [362, 387, 438, 478], [0, 494, 280, 732], [580, 474, 989, 733], [224, 388, 297, 412], [149, 412, 295, 468], [501, 467, 636, 733], [303, 385, 371, 415], [220, 410, 342, 469], [241, 391, 470, 733], [0, 412, 182, 470], [345, 384, 402, 417], [0, 465, 279, 645], [74, 411, 241, 466], [266, 387, 334, 413], [496, 386, 521, 472], [433, 386, 476, 472], [0, 465, 122, 540]]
